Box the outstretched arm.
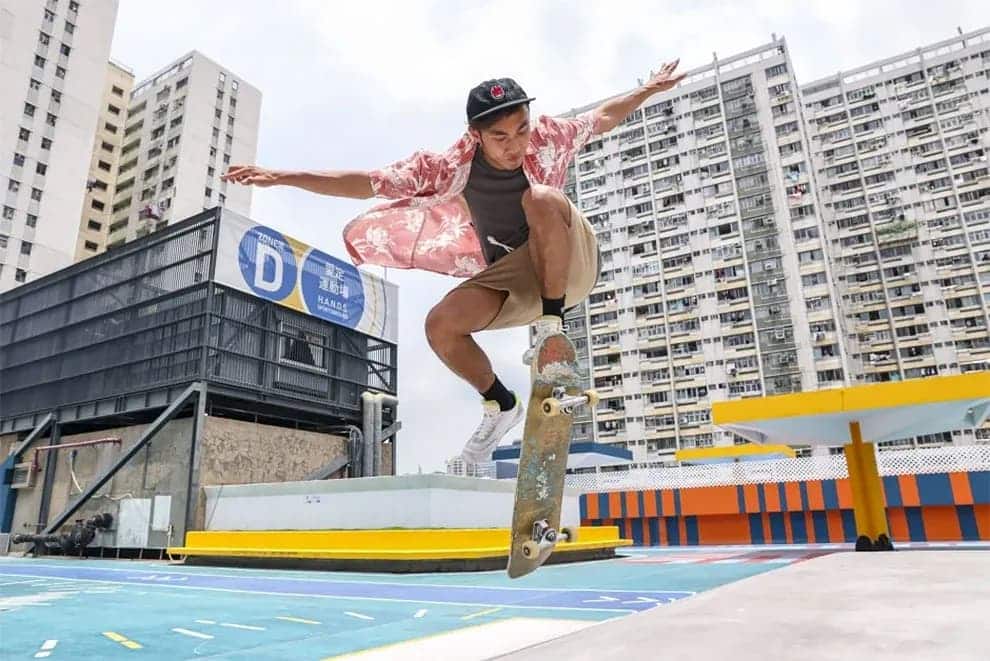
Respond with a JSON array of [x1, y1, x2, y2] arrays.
[[592, 59, 687, 134], [221, 166, 374, 199]]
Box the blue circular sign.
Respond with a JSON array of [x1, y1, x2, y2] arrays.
[[300, 248, 365, 328], [238, 226, 297, 301]]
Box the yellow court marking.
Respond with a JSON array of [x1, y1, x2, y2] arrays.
[[276, 615, 322, 625], [461, 607, 502, 620], [102, 632, 142, 649]]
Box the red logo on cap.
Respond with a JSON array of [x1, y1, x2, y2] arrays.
[[489, 85, 505, 100]]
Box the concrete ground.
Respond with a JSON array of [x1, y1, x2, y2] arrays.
[[495, 550, 990, 661]]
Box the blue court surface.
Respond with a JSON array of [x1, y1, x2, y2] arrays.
[[1, 546, 845, 659]]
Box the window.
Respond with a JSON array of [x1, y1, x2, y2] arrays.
[[55, 66, 66, 79], [87, 219, 102, 231], [2, 206, 14, 220], [34, 55, 46, 68], [24, 103, 36, 117], [205, 187, 213, 198], [91, 199, 104, 211], [176, 77, 188, 90], [65, 20, 75, 34], [13, 153, 25, 167], [26, 214, 37, 227], [279, 325, 325, 369], [60, 44, 71, 57], [46, 113, 57, 127], [101, 141, 114, 152], [111, 85, 124, 97], [232, 80, 239, 91], [20, 241, 32, 256], [41, 138, 52, 150], [104, 121, 118, 134], [36, 163, 47, 176], [218, 193, 226, 205], [31, 188, 42, 201], [18, 127, 30, 141], [84, 240, 98, 251], [207, 166, 215, 177], [29, 78, 42, 90], [108, 104, 120, 116], [219, 72, 227, 84], [8, 180, 20, 193], [70, 1, 80, 11], [98, 160, 111, 172], [51, 90, 61, 104], [15, 269, 26, 283]]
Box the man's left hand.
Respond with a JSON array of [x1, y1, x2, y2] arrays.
[[644, 60, 687, 92]]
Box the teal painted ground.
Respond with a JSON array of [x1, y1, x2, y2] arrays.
[[0, 546, 831, 660]]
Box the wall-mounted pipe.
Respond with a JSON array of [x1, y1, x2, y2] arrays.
[[30, 437, 122, 473]]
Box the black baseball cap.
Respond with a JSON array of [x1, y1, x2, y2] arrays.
[[466, 78, 535, 122]]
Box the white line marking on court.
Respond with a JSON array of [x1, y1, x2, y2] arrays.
[[172, 628, 213, 640], [276, 616, 321, 625], [582, 596, 620, 603], [220, 622, 266, 631], [2, 563, 695, 595], [344, 611, 375, 621], [195, 619, 216, 625], [414, 609, 428, 618], [34, 639, 58, 658], [0, 571, 637, 614]]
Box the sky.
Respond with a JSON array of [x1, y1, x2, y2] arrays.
[[110, 0, 989, 474]]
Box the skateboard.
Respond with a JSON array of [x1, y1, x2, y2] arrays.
[[506, 332, 598, 579]]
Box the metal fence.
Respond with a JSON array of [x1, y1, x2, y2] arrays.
[[564, 444, 990, 492], [0, 210, 396, 433]]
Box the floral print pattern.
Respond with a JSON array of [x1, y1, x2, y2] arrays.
[[342, 112, 599, 277]]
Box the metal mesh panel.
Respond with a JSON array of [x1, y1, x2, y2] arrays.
[[0, 216, 216, 421], [565, 444, 990, 492], [206, 287, 396, 412], [0, 210, 396, 428]]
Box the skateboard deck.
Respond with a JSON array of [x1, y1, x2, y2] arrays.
[[506, 332, 597, 579]]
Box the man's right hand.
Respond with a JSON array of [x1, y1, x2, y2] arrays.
[[222, 165, 282, 187]]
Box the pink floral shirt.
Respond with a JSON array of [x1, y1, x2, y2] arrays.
[[342, 112, 601, 278]]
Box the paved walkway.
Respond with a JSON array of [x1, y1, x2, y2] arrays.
[[495, 549, 990, 661]]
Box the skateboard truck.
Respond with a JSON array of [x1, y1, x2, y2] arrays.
[[520, 519, 579, 559], [541, 388, 600, 417]]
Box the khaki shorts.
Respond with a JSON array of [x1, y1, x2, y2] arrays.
[[454, 197, 599, 331]]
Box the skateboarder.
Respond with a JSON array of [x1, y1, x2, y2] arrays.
[[222, 61, 685, 464]]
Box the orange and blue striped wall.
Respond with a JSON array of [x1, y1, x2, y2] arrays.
[[579, 471, 990, 546]]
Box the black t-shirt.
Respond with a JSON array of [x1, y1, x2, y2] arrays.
[[462, 150, 531, 265]]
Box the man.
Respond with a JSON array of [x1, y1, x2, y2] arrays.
[[222, 60, 686, 463]]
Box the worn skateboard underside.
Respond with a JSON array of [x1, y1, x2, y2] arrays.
[[506, 334, 582, 579]]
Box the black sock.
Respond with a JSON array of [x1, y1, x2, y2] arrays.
[[542, 296, 565, 320], [481, 376, 516, 412]]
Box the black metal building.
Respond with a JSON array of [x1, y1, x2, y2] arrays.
[[0, 208, 397, 550]]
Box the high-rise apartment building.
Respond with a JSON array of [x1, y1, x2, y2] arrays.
[[106, 51, 260, 247], [1, 0, 120, 291], [561, 29, 990, 465], [800, 27, 990, 449], [74, 59, 133, 260]]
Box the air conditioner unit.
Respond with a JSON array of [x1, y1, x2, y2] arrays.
[[764, 260, 775, 270], [774, 330, 787, 340], [9, 463, 35, 489]]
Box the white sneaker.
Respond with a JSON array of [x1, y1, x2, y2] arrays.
[[522, 315, 565, 366], [460, 395, 524, 464]]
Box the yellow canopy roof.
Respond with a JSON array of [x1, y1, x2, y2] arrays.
[[712, 373, 990, 446]]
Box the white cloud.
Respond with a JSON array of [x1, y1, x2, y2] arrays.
[[111, 0, 988, 473]]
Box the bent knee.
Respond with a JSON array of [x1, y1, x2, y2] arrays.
[[522, 185, 570, 226]]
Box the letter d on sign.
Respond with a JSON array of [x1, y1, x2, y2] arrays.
[[238, 226, 297, 301], [254, 241, 283, 292]]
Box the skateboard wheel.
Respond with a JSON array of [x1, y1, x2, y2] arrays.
[[561, 526, 578, 543], [583, 389, 600, 408], [522, 540, 540, 558], [541, 398, 561, 417]]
